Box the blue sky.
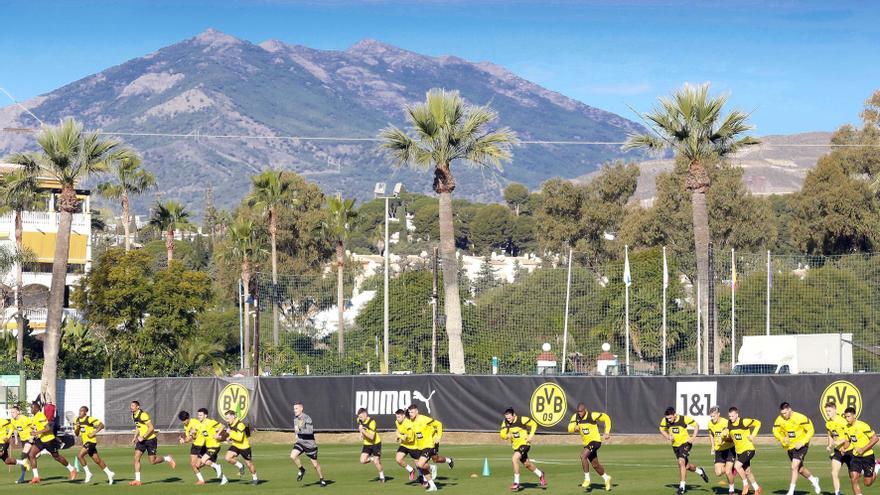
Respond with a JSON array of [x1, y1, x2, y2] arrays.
[[1, 0, 878, 135]]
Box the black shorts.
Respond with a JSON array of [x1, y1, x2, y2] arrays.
[[397, 445, 412, 456], [362, 444, 382, 458], [849, 454, 876, 477], [736, 450, 756, 468], [787, 445, 808, 463], [35, 438, 60, 454], [81, 442, 98, 456], [515, 445, 531, 463], [229, 446, 252, 461], [431, 443, 440, 456], [293, 443, 318, 460], [839, 452, 853, 467], [673, 443, 692, 461], [714, 447, 736, 464], [416, 448, 433, 460], [831, 450, 845, 463], [203, 447, 220, 463], [0, 442, 8, 461], [191, 444, 207, 457], [135, 438, 158, 456], [583, 441, 602, 461]]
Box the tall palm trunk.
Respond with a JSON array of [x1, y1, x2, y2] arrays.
[[242, 258, 251, 371], [122, 193, 131, 251], [336, 240, 345, 354], [436, 165, 465, 374], [41, 186, 77, 403], [165, 229, 174, 264], [270, 210, 279, 345], [688, 157, 712, 375], [14, 210, 24, 364]]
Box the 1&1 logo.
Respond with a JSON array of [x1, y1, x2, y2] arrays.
[[820, 380, 862, 418], [218, 383, 251, 419], [530, 382, 567, 427]]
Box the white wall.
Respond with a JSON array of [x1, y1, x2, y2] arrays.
[[26, 379, 105, 427]]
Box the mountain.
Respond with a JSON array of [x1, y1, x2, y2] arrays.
[[574, 131, 833, 202], [0, 29, 644, 215]]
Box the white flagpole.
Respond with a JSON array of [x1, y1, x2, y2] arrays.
[[766, 250, 771, 336], [696, 281, 701, 374], [662, 246, 668, 376], [731, 248, 736, 370], [561, 248, 573, 374], [624, 245, 631, 373]]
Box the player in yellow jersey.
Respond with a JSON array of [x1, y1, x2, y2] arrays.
[[223, 410, 258, 484], [725, 406, 762, 495], [824, 402, 849, 495], [428, 417, 454, 478], [408, 404, 440, 491], [568, 402, 612, 491], [130, 400, 176, 486], [7, 406, 32, 482], [501, 407, 546, 492], [394, 409, 419, 482], [178, 410, 207, 484], [842, 406, 878, 495], [0, 415, 24, 469], [772, 402, 820, 495], [74, 406, 114, 484], [356, 408, 385, 482], [707, 406, 736, 494], [28, 401, 76, 484], [659, 406, 708, 495], [194, 408, 228, 485]]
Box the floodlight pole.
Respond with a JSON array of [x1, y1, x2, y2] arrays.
[[384, 195, 390, 374]]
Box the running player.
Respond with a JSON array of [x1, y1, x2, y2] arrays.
[[0, 415, 26, 471], [707, 406, 736, 494], [9, 405, 33, 483], [291, 402, 326, 487], [28, 401, 76, 484], [394, 408, 418, 482], [130, 400, 175, 486], [772, 402, 820, 495], [428, 416, 454, 477], [842, 406, 877, 495], [408, 404, 440, 492], [567, 402, 612, 491], [500, 407, 546, 492], [357, 408, 385, 482], [195, 408, 228, 485], [223, 409, 258, 485], [659, 406, 708, 495], [726, 406, 762, 495], [73, 406, 115, 484], [824, 401, 848, 495], [177, 410, 204, 483]]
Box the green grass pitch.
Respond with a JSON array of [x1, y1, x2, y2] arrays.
[[1, 443, 849, 494]]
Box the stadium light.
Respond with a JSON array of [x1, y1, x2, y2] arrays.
[[375, 182, 404, 374]]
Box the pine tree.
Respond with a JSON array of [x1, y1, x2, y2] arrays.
[[473, 256, 498, 296]]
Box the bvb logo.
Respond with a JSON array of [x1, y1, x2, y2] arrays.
[[530, 382, 567, 427], [820, 380, 862, 418], [218, 383, 251, 419]]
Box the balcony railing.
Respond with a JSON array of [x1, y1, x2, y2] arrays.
[[0, 211, 90, 230]]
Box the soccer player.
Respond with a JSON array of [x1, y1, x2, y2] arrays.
[[291, 402, 326, 487], [428, 416, 454, 477], [357, 408, 384, 482], [772, 402, 820, 495], [726, 406, 762, 495], [500, 407, 546, 492], [8, 405, 32, 482], [394, 408, 419, 482], [223, 410, 258, 485], [195, 408, 228, 485], [130, 400, 176, 486], [824, 401, 848, 495], [408, 404, 441, 491], [841, 406, 878, 495], [28, 401, 76, 484], [659, 406, 708, 495], [707, 406, 736, 494], [0, 415, 26, 469], [177, 410, 204, 482], [74, 406, 115, 484], [567, 402, 612, 491]]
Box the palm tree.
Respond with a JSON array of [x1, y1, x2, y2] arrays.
[[220, 219, 266, 372], [148, 201, 192, 264], [623, 83, 758, 373], [379, 89, 517, 374], [96, 149, 156, 251], [5, 118, 120, 403], [323, 194, 356, 354], [247, 170, 294, 346], [0, 168, 40, 365]]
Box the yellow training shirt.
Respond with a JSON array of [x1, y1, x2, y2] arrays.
[[32, 411, 55, 442], [0, 418, 12, 444], [708, 418, 734, 451], [11, 415, 33, 442], [198, 418, 223, 449], [228, 419, 250, 450], [501, 415, 537, 450], [568, 411, 612, 445], [773, 411, 814, 449], [826, 414, 848, 448], [396, 419, 416, 449], [659, 415, 696, 448], [186, 418, 204, 446], [410, 415, 438, 450], [75, 415, 101, 445], [358, 417, 381, 446], [133, 409, 157, 440], [728, 418, 761, 454], [844, 420, 876, 457]]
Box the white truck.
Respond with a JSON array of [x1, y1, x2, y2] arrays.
[[732, 334, 853, 374]]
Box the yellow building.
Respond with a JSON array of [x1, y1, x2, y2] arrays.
[[0, 163, 92, 333]]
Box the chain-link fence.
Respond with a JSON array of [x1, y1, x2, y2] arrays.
[[251, 248, 880, 376]]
